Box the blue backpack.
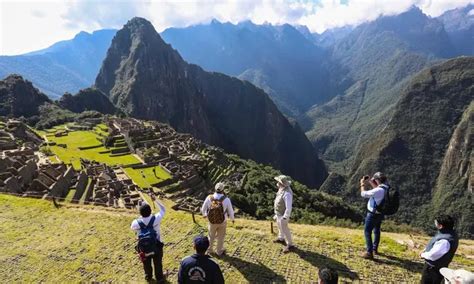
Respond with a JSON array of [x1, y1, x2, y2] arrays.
[[137, 216, 157, 255]]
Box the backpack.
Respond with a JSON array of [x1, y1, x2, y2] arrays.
[[207, 195, 226, 224], [136, 216, 157, 255], [377, 184, 400, 215]]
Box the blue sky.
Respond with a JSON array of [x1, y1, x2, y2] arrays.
[[0, 0, 473, 55]]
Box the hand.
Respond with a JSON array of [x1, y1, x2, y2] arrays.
[[359, 177, 367, 186], [419, 251, 424, 258]]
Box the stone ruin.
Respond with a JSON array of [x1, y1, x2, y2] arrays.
[[79, 158, 142, 209], [105, 117, 242, 212]]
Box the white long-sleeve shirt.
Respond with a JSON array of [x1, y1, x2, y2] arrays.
[[361, 185, 385, 213], [130, 201, 166, 242], [421, 239, 451, 261], [201, 193, 235, 221]]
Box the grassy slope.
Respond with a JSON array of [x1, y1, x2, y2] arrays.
[[43, 130, 139, 169], [123, 166, 172, 188], [1, 195, 473, 283]]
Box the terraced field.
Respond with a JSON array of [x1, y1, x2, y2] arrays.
[[42, 128, 140, 169], [1, 194, 473, 283]]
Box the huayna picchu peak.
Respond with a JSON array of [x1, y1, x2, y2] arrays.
[[95, 17, 328, 187]]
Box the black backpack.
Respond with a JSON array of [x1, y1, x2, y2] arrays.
[[377, 184, 400, 215], [136, 216, 157, 255]]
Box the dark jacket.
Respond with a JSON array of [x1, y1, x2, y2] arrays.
[[424, 229, 459, 268], [178, 254, 224, 284]]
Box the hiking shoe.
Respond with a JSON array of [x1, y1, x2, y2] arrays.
[[217, 250, 226, 257], [373, 250, 380, 256], [282, 245, 295, 253], [273, 238, 286, 244], [361, 252, 374, 260]]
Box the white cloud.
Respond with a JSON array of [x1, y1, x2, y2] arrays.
[[0, 0, 473, 55]]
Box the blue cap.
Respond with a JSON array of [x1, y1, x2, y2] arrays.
[[193, 235, 210, 250]]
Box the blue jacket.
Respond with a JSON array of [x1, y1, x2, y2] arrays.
[[178, 254, 224, 284]]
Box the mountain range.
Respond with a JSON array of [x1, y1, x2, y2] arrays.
[[0, 4, 473, 236]]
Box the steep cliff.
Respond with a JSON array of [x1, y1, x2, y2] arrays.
[[95, 18, 327, 187]]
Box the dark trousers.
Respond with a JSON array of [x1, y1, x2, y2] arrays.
[[421, 263, 444, 284], [143, 242, 164, 283], [364, 212, 384, 253]]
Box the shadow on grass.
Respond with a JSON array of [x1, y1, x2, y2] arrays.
[[221, 255, 287, 283], [374, 253, 424, 273], [293, 247, 359, 280]]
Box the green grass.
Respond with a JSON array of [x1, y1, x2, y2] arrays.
[[44, 130, 140, 169], [123, 166, 171, 188], [0, 194, 472, 283]]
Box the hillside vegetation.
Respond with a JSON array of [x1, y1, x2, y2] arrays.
[[1, 194, 473, 283]]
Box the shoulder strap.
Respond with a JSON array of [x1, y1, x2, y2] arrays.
[[138, 219, 146, 229], [209, 194, 214, 201], [218, 195, 226, 202], [147, 216, 156, 229]]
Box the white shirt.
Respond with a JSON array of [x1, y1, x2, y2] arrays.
[[421, 239, 451, 261], [201, 192, 235, 221], [130, 201, 166, 241], [361, 185, 385, 213]]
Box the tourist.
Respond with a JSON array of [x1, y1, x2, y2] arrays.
[[420, 215, 459, 284], [318, 267, 339, 284], [440, 268, 474, 284], [273, 175, 295, 253], [360, 172, 388, 259], [178, 235, 225, 283], [201, 182, 235, 256], [130, 193, 166, 283]]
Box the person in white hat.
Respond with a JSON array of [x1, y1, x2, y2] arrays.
[[201, 182, 234, 257], [273, 175, 295, 253], [440, 268, 474, 284]]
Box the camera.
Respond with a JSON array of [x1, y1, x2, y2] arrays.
[[363, 175, 369, 180]]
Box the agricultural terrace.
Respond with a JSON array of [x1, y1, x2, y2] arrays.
[[123, 166, 171, 188]]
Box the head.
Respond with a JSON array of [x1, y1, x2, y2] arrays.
[[318, 267, 338, 284], [371, 172, 387, 186], [193, 235, 210, 255], [435, 214, 455, 231], [440, 268, 474, 284], [215, 182, 225, 194], [274, 175, 291, 189], [139, 203, 152, 217]]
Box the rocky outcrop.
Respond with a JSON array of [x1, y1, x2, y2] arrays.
[[95, 17, 327, 187], [0, 74, 51, 117], [57, 88, 116, 114]]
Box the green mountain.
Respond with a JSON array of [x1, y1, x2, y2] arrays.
[[301, 7, 452, 171], [321, 57, 473, 237], [0, 74, 51, 117], [57, 88, 116, 114], [95, 17, 328, 187]]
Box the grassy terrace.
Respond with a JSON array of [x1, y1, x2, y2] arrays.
[[43, 129, 139, 169], [0, 194, 473, 283], [123, 166, 172, 188]]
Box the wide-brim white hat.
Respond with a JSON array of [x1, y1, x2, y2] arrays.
[[440, 268, 474, 283], [274, 175, 291, 186]]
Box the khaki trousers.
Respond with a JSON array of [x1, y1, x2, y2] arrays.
[[207, 221, 227, 255], [276, 216, 293, 246]]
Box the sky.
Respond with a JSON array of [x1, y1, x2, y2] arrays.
[[0, 0, 473, 55]]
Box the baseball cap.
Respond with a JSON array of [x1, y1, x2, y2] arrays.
[[440, 268, 474, 284], [372, 172, 386, 180]]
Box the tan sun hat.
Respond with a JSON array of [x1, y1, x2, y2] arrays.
[[440, 268, 474, 284], [214, 182, 225, 193], [274, 175, 291, 187]]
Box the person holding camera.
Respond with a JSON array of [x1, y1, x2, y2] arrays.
[[360, 172, 388, 259]]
